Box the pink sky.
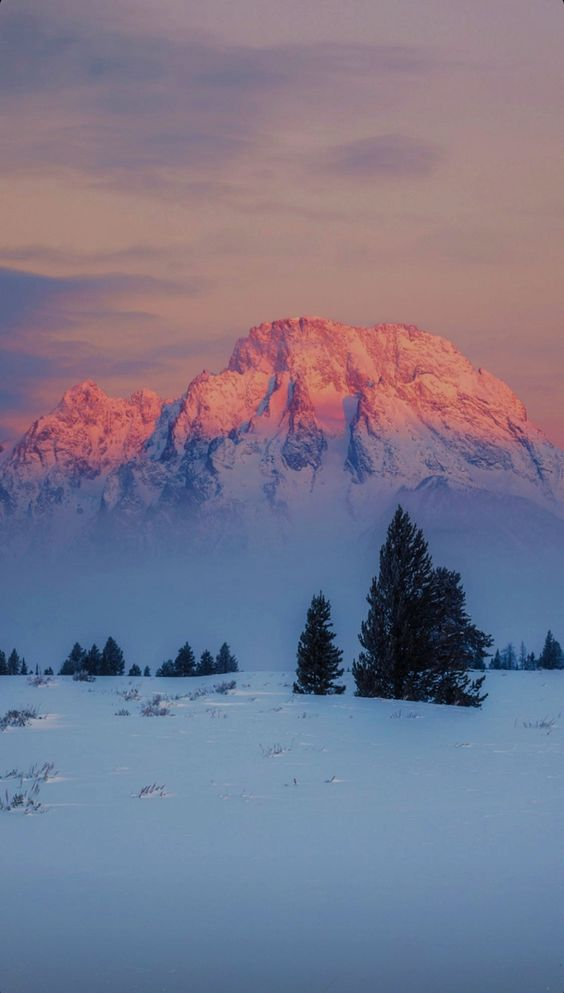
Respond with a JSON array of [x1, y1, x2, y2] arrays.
[[0, 0, 562, 446]]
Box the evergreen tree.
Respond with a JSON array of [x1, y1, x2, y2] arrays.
[[174, 643, 196, 677], [353, 507, 490, 707], [524, 651, 537, 671], [293, 592, 345, 695], [518, 642, 527, 670], [128, 664, 142, 677], [353, 507, 436, 700], [539, 630, 564, 670], [84, 644, 102, 676], [500, 643, 517, 670], [7, 649, 21, 675], [20, 658, 28, 676], [60, 643, 86, 676], [44, 667, 54, 676], [143, 666, 151, 677], [156, 659, 175, 677], [101, 637, 125, 676], [215, 642, 238, 674], [0, 650, 8, 675], [426, 568, 489, 707], [198, 650, 216, 676], [489, 649, 503, 670]]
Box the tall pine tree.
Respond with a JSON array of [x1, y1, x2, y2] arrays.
[[353, 507, 490, 707], [353, 507, 436, 700], [293, 592, 345, 695]]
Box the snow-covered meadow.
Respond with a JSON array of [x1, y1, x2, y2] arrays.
[[1, 671, 563, 993]]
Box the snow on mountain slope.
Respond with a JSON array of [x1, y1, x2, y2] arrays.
[[99, 317, 564, 536], [0, 381, 163, 538], [1, 317, 563, 549]]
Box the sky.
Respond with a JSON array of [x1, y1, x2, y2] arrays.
[[0, 0, 563, 446]]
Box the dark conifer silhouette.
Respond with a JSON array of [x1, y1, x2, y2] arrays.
[[173, 643, 196, 677], [353, 506, 489, 707], [101, 637, 125, 676], [215, 643, 238, 674], [60, 643, 86, 676], [198, 650, 216, 675], [539, 630, 564, 670], [293, 592, 345, 695]]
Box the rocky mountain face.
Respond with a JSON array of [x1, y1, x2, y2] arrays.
[[1, 317, 563, 549], [1, 316, 563, 663]]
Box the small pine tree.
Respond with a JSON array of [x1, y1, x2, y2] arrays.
[[174, 643, 196, 677], [60, 643, 86, 676], [128, 664, 142, 677], [539, 630, 564, 670], [489, 649, 502, 670], [524, 651, 537, 671], [101, 637, 125, 676], [198, 650, 216, 676], [156, 659, 176, 677], [143, 666, 151, 677], [500, 643, 517, 670], [44, 667, 54, 676], [0, 650, 8, 675], [84, 644, 102, 676], [293, 592, 345, 695], [518, 642, 527, 670], [215, 642, 238, 674], [7, 649, 21, 675], [20, 658, 28, 676]]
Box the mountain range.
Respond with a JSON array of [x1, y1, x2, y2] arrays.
[[1, 316, 563, 665]]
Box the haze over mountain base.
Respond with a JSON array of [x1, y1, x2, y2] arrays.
[[1, 317, 562, 666]]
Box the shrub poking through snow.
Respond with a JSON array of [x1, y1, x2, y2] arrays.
[[259, 741, 294, 758], [213, 680, 236, 695], [0, 707, 38, 731], [115, 708, 130, 717], [137, 783, 167, 798], [141, 694, 172, 717], [0, 780, 44, 813], [27, 675, 52, 687], [1, 761, 57, 784], [73, 670, 96, 682]]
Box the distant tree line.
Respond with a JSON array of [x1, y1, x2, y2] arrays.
[[490, 631, 564, 671], [54, 637, 238, 679], [0, 649, 29, 676], [156, 642, 238, 677]]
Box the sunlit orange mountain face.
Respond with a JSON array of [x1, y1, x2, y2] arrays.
[[1, 317, 563, 663]]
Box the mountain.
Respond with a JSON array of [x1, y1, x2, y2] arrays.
[[0, 316, 563, 662], [2, 317, 562, 541]]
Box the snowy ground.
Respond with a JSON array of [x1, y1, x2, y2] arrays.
[[0, 670, 563, 993]]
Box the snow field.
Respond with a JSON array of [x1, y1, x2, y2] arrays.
[[0, 671, 563, 993]]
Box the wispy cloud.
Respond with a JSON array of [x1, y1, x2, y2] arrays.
[[0, 6, 445, 189], [324, 134, 442, 179]]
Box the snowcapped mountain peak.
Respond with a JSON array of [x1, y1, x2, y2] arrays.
[[0, 316, 562, 546]]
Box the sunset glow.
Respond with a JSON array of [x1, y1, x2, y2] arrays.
[[0, 0, 563, 448]]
